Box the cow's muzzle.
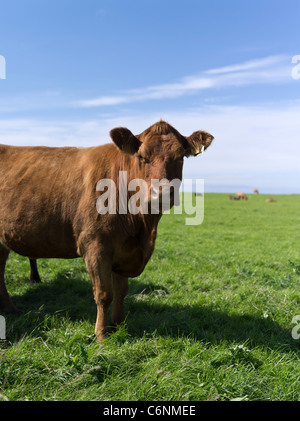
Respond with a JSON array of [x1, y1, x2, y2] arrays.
[[149, 180, 180, 212]]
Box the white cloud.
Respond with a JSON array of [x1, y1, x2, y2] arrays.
[[75, 78, 215, 107], [205, 55, 287, 75], [79, 96, 130, 107], [74, 55, 292, 108]]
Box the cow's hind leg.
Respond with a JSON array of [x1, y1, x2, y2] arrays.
[[29, 259, 41, 285], [0, 245, 19, 314], [112, 274, 128, 326]]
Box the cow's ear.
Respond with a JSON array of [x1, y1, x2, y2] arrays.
[[110, 127, 141, 155], [185, 131, 214, 157]]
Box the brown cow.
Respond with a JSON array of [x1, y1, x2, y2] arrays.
[[253, 189, 259, 194], [266, 198, 276, 202], [235, 192, 248, 200], [0, 120, 213, 340]]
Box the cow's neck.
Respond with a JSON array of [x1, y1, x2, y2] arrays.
[[117, 209, 161, 240]]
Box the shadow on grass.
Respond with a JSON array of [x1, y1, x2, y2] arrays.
[[4, 272, 299, 352]]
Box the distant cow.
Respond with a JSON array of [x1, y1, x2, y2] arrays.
[[229, 195, 240, 200], [253, 189, 259, 194], [266, 198, 276, 202], [235, 192, 248, 200], [0, 120, 213, 340]]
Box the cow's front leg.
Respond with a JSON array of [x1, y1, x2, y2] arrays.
[[83, 248, 113, 341], [112, 274, 128, 326]]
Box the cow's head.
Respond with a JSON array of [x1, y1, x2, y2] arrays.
[[110, 120, 214, 212]]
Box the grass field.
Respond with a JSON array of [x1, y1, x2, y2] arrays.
[[0, 193, 300, 401]]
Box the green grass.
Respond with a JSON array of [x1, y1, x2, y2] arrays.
[[1, 193, 300, 401]]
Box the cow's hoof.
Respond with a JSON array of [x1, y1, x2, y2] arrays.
[[95, 328, 111, 342], [29, 280, 41, 286]]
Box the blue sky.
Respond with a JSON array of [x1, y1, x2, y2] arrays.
[[0, 0, 300, 193]]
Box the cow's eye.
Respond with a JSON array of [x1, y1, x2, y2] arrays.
[[137, 154, 149, 164]]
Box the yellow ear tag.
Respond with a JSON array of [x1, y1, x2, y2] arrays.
[[195, 145, 205, 156]]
